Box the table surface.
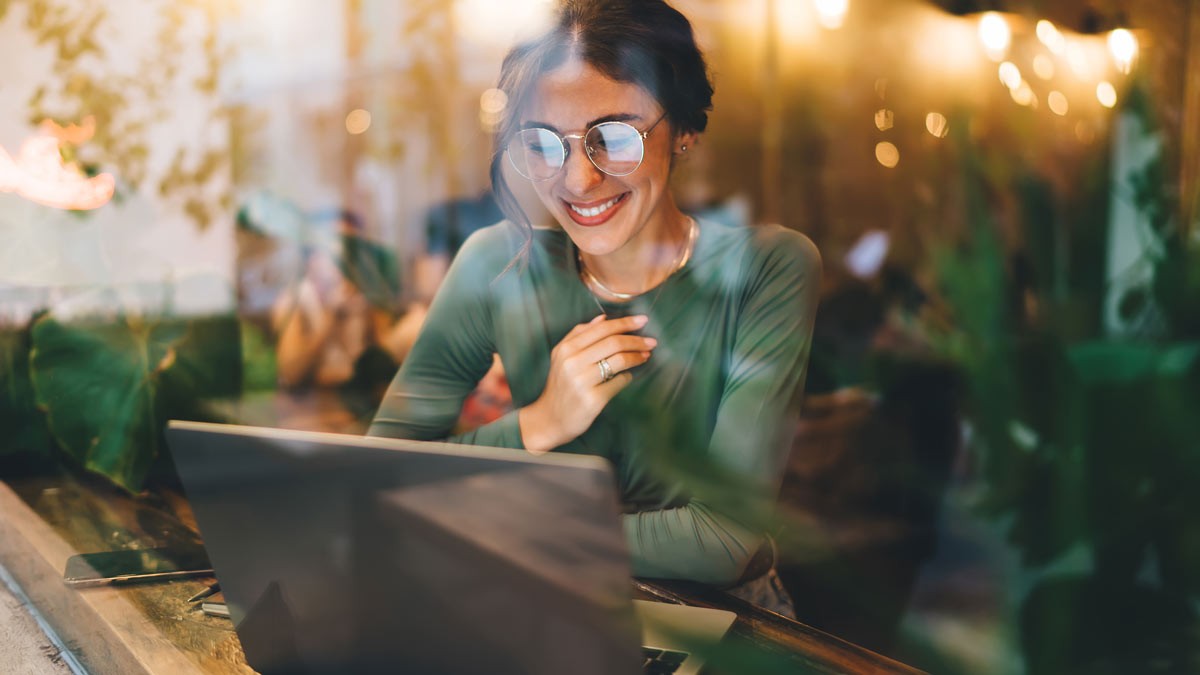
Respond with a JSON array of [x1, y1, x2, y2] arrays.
[[0, 469, 923, 675]]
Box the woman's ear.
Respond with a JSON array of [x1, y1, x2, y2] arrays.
[[673, 130, 698, 156]]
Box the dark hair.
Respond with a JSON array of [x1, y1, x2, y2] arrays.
[[489, 0, 714, 254]]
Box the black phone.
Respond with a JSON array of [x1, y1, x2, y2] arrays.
[[63, 546, 214, 588]]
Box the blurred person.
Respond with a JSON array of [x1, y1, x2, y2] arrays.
[[369, 0, 820, 614], [271, 211, 403, 394]]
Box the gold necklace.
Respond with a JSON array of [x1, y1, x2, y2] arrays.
[[577, 217, 697, 302]]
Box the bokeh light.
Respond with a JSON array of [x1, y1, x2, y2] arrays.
[[978, 12, 1011, 61], [875, 141, 899, 168], [1096, 81, 1118, 108], [345, 109, 371, 135], [925, 112, 949, 138], [1036, 20, 1066, 55], [1010, 82, 1036, 107], [998, 61, 1022, 90], [1047, 90, 1069, 116], [875, 108, 894, 131], [1108, 28, 1138, 73]]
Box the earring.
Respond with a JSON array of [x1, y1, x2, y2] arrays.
[[680, 144, 688, 152]]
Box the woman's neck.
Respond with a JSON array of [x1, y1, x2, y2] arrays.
[[579, 205, 693, 298]]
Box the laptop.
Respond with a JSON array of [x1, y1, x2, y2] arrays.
[[166, 421, 735, 674]]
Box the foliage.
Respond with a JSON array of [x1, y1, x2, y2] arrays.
[[27, 313, 241, 493], [0, 320, 53, 469]]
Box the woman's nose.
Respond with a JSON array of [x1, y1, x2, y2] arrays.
[[561, 141, 605, 195]]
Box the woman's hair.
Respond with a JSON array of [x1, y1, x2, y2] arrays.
[[489, 0, 714, 251]]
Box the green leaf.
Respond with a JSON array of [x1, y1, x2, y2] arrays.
[[29, 315, 187, 493], [0, 323, 54, 466]]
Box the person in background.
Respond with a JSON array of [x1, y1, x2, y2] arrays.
[[369, 0, 820, 615]]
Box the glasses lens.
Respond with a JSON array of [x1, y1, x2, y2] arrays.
[[507, 129, 564, 180], [586, 122, 644, 176]]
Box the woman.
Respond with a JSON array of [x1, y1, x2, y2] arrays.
[[369, 0, 820, 613]]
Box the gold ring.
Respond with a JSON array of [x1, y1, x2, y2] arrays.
[[598, 358, 614, 383]]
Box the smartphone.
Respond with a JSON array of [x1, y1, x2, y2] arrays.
[[63, 546, 214, 588]]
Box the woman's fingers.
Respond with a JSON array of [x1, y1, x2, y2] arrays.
[[590, 350, 652, 384], [562, 314, 648, 353], [594, 369, 635, 400], [574, 334, 657, 371], [562, 313, 607, 341]]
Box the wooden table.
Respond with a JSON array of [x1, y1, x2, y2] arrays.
[[0, 471, 924, 674]]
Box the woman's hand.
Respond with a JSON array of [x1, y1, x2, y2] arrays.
[[518, 314, 657, 454]]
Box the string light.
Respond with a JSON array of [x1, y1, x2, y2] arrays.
[[1036, 20, 1066, 55], [1096, 81, 1118, 108], [813, 0, 850, 30], [978, 12, 1011, 61], [998, 61, 1022, 90], [1108, 28, 1138, 73]]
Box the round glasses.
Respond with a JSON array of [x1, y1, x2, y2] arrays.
[[505, 113, 667, 182]]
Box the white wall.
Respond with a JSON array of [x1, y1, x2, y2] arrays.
[[0, 0, 234, 321]]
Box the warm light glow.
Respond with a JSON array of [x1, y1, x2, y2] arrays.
[[874, 109, 894, 131], [1096, 81, 1118, 108], [813, 0, 849, 30], [998, 61, 1022, 90], [778, 0, 819, 45], [1036, 20, 1066, 55], [1010, 82, 1035, 107], [875, 142, 899, 168], [874, 78, 888, 100], [925, 112, 949, 138], [1066, 42, 1093, 79], [0, 134, 114, 210], [345, 109, 371, 135], [1032, 54, 1055, 80], [1047, 90, 1069, 116], [480, 88, 508, 114], [978, 12, 1011, 60], [455, 0, 555, 47], [1108, 28, 1138, 73], [479, 88, 508, 132]]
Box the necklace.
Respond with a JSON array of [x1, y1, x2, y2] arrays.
[[577, 216, 697, 303]]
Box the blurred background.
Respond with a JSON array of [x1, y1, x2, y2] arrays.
[[1, 0, 1198, 673]]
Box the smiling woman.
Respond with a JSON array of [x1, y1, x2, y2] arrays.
[[368, 0, 821, 615]]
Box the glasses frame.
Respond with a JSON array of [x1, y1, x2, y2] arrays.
[[505, 112, 668, 182]]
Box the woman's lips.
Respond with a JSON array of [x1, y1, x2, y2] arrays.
[[562, 193, 629, 227]]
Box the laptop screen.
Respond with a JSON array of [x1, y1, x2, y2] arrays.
[[167, 421, 643, 674]]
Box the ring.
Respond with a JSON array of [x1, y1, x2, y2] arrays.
[[597, 358, 614, 383]]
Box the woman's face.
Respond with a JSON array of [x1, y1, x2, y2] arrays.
[[521, 59, 691, 258]]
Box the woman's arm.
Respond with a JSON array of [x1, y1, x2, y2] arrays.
[[367, 230, 524, 448], [624, 228, 823, 585]]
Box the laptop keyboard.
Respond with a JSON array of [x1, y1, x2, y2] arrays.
[[642, 647, 689, 674]]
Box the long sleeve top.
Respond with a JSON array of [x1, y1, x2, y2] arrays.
[[368, 218, 821, 585]]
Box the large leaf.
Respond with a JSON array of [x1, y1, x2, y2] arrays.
[[0, 323, 54, 467], [29, 314, 187, 493]]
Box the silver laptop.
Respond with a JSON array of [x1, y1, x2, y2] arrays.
[[166, 421, 735, 674]]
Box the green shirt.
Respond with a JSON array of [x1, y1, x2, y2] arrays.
[[369, 218, 821, 585]]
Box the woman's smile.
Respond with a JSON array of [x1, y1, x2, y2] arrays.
[[562, 193, 630, 226]]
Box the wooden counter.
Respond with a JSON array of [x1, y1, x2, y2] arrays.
[[0, 473, 924, 674]]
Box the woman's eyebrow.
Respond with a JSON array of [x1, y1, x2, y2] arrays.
[[520, 113, 643, 133]]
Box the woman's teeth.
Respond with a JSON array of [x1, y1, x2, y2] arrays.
[[569, 195, 622, 217]]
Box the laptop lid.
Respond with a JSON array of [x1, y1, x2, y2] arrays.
[[166, 421, 643, 675]]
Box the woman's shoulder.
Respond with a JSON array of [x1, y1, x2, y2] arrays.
[[456, 219, 527, 263], [698, 219, 821, 278]]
